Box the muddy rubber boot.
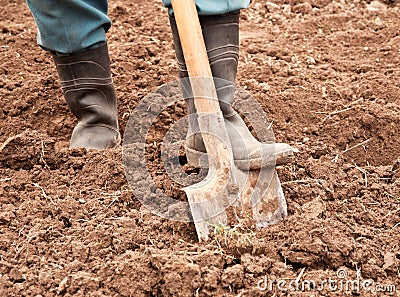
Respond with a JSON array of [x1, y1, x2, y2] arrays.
[[52, 44, 121, 150], [170, 13, 295, 170]]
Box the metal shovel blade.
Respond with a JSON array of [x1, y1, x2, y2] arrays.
[[184, 159, 287, 241], [237, 166, 288, 229]]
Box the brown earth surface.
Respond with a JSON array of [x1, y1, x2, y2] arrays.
[[1, 0, 400, 296]]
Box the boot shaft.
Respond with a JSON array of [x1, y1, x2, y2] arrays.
[[169, 12, 240, 116], [52, 44, 118, 129], [52, 44, 120, 149]]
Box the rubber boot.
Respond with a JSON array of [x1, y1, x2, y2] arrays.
[[169, 13, 294, 170], [52, 44, 121, 150]]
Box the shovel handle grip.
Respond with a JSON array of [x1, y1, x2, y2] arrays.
[[170, 0, 221, 114]]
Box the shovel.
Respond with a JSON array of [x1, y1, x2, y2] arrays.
[[171, 0, 288, 241]]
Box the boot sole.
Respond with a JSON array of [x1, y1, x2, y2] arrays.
[[185, 145, 295, 171]]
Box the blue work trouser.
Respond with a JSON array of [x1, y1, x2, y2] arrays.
[[26, 0, 110, 55], [26, 0, 250, 55], [162, 0, 250, 16]]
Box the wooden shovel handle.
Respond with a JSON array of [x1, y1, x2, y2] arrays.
[[170, 0, 221, 114]]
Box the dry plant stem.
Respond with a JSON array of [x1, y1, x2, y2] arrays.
[[295, 267, 306, 284], [322, 107, 352, 122], [342, 138, 371, 154], [315, 97, 364, 122], [354, 165, 368, 187], [0, 130, 29, 152], [33, 182, 55, 205]]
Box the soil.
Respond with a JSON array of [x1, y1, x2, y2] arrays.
[[1, 0, 400, 296]]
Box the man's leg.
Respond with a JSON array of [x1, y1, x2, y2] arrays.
[[26, 0, 120, 149]]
